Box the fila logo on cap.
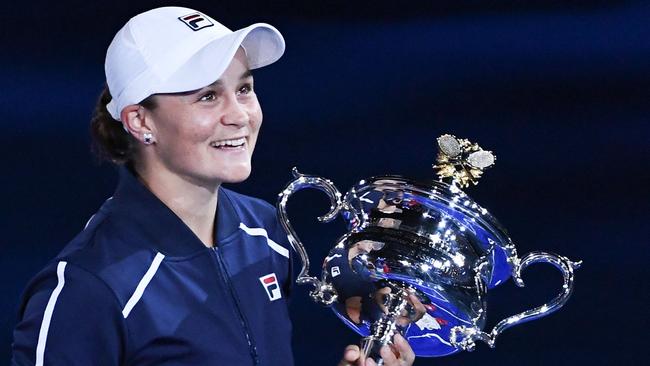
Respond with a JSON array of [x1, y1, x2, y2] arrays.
[[259, 273, 282, 301], [178, 12, 214, 31]]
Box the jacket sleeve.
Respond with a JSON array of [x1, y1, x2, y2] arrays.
[[272, 211, 294, 298], [12, 261, 127, 366]]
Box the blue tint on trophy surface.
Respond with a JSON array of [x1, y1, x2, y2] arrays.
[[279, 171, 580, 358], [323, 176, 504, 356]]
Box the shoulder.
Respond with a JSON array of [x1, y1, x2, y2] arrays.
[[15, 260, 127, 351], [35, 211, 163, 312], [219, 187, 291, 252], [18, 260, 121, 315], [220, 187, 275, 213], [220, 187, 279, 227], [13, 259, 127, 365]]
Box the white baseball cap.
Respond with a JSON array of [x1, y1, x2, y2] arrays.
[[105, 6, 285, 121]]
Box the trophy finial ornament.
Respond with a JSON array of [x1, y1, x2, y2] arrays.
[[434, 134, 496, 188]]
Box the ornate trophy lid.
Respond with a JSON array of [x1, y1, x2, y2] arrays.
[[341, 134, 514, 288]]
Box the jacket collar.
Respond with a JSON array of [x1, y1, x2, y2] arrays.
[[109, 166, 242, 257]]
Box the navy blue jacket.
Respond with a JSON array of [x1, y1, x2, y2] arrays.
[[12, 167, 294, 365]]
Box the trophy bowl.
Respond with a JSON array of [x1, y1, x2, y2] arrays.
[[277, 135, 580, 361]]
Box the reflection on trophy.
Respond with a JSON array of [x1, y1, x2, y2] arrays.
[[277, 134, 581, 362]]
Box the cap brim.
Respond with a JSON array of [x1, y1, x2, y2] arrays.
[[157, 23, 285, 94]]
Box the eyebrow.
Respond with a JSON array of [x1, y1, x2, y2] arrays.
[[240, 70, 254, 80]]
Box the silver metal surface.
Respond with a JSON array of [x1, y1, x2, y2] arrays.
[[361, 283, 410, 364], [450, 252, 582, 350], [277, 168, 343, 305], [277, 168, 581, 358]]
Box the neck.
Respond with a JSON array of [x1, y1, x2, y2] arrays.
[[135, 161, 220, 248]]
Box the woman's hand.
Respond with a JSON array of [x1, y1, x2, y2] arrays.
[[337, 333, 415, 366]]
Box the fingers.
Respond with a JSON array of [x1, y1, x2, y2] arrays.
[[338, 344, 364, 366], [379, 343, 399, 363], [344, 345, 360, 361], [340, 334, 414, 366], [376, 334, 416, 366], [393, 333, 415, 364]]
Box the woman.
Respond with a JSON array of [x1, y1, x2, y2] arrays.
[[11, 6, 414, 366]]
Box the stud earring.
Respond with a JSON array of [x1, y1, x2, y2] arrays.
[[143, 132, 154, 145]]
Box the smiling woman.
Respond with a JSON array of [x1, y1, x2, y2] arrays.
[[11, 6, 295, 365], [131, 51, 263, 189], [90, 48, 264, 247], [10, 6, 414, 366]]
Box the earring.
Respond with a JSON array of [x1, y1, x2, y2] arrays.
[[143, 132, 154, 145]]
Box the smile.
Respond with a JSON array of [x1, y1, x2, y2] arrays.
[[210, 137, 246, 149]]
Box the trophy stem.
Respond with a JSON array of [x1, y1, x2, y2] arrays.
[[361, 286, 409, 364]]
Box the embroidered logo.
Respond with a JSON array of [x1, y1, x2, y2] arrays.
[[178, 12, 214, 31], [259, 273, 282, 301], [331, 266, 341, 277]]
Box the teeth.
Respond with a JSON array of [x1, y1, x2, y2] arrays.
[[211, 137, 246, 148]]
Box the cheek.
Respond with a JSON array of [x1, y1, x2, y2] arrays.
[[158, 115, 214, 157], [252, 112, 263, 134], [181, 112, 215, 139], [186, 124, 215, 144], [248, 110, 263, 153], [249, 102, 263, 135]]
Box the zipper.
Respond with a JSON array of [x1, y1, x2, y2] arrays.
[[211, 246, 260, 365]]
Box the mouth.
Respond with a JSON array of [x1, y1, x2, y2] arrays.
[[209, 137, 247, 150]]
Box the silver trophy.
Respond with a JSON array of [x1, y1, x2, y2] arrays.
[[277, 134, 581, 362]]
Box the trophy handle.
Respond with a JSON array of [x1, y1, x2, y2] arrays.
[[277, 167, 344, 306], [450, 251, 582, 351]]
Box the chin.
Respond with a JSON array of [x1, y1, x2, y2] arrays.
[[216, 165, 252, 184]]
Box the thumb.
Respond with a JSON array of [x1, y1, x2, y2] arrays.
[[338, 344, 361, 366]]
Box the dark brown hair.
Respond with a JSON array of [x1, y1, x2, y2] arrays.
[[90, 86, 156, 164]]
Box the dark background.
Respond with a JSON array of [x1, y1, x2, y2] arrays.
[[1, 0, 648, 364]]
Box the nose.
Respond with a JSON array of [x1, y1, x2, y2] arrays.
[[220, 95, 249, 127]]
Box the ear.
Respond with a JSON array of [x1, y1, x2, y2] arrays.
[[121, 104, 156, 144]]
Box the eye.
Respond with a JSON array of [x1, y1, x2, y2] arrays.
[[198, 91, 217, 102], [236, 84, 253, 96]]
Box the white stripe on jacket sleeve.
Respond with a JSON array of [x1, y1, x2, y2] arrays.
[[35, 261, 67, 366], [122, 252, 165, 319], [239, 223, 289, 258]]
